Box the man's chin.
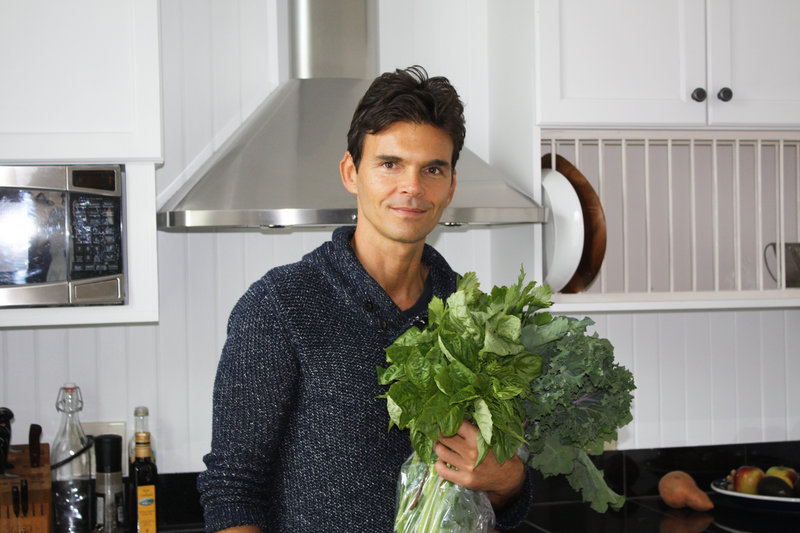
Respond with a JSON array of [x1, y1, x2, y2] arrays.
[[383, 222, 438, 245]]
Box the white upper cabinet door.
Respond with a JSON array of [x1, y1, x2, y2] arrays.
[[0, 0, 162, 162], [706, 0, 800, 127], [536, 0, 707, 127]]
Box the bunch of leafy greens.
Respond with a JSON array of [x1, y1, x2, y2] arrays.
[[519, 315, 635, 512], [378, 270, 550, 467], [379, 269, 636, 516]]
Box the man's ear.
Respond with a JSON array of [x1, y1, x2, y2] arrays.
[[340, 151, 358, 194]]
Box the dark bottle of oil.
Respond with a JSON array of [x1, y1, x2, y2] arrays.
[[128, 432, 157, 533]]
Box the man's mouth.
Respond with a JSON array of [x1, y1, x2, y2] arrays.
[[390, 204, 428, 215]]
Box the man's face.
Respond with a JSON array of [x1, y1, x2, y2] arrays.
[[340, 121, 457, 247]]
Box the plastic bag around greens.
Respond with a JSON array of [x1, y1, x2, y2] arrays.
[[394, 452, 495, 533]]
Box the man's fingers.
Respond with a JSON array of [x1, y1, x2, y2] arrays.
[[438, 420, 476, 450], [455, 419, 478, 439]]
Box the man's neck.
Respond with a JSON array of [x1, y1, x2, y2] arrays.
[[350, 229, 428, 311]]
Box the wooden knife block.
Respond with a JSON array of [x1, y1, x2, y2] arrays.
[[0, 444, 52, 533]]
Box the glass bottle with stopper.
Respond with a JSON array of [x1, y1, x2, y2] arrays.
[[51, 383, 93, 533]]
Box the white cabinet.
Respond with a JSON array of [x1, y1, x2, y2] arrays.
[[0, 0, 162, 162], [0, 1, 161, 326], [706, 0, 800, 126], [535, 0, 800, 128]]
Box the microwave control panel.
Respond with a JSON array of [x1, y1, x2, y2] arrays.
[[70, 194, 123, 280]]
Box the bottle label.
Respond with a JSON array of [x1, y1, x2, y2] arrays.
[[115, 492, 126, 526], [136, 485, 157, 533], [96, 494, 106, 525]]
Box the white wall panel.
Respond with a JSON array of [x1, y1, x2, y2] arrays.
[[631, 314, 661, 448], [760, 311, 788, 442], [216, 234, 248, 334], [735, 311, 763, 442], [684, 313, 713, 444], [181, 0, 215, 171], [211, 1, 244, 148], [2, 330, 38, 425], [427, 227, 494, 286], [95, 327, 129, 422], [67, 329, 98, 418], [658, 313, 687, 447], [788, 310, 800, 441], [710, 313, 738, 443], [155, 232, 191, 471], [185, 234, 219, 466], [35, 330, 70, 439], [156, 0, 186, 195]]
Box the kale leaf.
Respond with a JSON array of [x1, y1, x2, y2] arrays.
[[520, 315, 636, 512]]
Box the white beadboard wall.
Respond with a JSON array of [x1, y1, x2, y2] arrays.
[[2, 0, 799, 474]]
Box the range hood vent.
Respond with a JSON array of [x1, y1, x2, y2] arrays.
[[157, 0, 546, 231]]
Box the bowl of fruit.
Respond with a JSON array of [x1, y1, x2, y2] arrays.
[[711, 465, 800, 512]]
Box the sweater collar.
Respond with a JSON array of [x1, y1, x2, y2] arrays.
[[325, 226, 457, 323]]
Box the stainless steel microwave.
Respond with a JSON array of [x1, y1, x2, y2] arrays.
[[0, 165, 125, 308]]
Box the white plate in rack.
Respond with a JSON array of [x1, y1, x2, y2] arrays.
[[542, 167, 584, 293]]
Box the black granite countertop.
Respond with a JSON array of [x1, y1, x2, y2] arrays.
[[507, 494, 800, 532], [157, 439, 800, 532], [506, 439, 800, 533]]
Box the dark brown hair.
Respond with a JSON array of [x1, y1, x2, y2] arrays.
[[346, 65, 466, 170]]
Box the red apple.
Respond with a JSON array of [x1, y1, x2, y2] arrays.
[[734, 466, 765, 494], [765, 466, 797, 488]]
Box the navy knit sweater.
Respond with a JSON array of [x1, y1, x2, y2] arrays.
[[197, 226, 534, 532]]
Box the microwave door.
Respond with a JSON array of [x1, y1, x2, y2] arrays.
[[0, 188, 70, 306]]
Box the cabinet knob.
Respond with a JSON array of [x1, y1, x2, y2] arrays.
[[717, 87, 733, 102], [691, 87, 707, 102]]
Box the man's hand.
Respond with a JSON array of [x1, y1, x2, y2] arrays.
[[433, 420, 526, 509]]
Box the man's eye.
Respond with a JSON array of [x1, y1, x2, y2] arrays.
[[382, 161, 397, 169], [427, 167, 443, 175]]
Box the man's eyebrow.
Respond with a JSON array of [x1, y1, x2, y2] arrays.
[[426, 159, 451, 169], [374, 154, 451, 168]]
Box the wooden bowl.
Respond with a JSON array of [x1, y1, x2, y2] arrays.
[[541, 154, 606, 293]]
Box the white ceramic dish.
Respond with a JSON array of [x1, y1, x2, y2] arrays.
[[711, 478, 800, 511], [541, 168, 584, 293]]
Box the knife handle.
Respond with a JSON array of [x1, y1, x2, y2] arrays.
[[0, 425, 9, 474], [28, 424, 42, 468], [12, 485, 20, 517], [20, 479, 28, 516], [0, 408, 13, 453]]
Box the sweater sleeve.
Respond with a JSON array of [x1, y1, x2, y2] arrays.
[[493, 466, 535, 531], [197, 278, 298, 532]]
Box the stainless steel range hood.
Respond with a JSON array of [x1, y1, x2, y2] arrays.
[[157, 0, 546, 231]]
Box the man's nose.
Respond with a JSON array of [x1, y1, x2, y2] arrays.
[[399, 170, 423, 195]]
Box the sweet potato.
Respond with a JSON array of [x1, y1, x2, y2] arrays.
[[658, 470, 714, 511]]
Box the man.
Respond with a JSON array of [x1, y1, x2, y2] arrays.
[[198, 66, 533, 532]]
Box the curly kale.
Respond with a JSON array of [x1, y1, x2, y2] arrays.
[[520, 315, 636, 512]]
